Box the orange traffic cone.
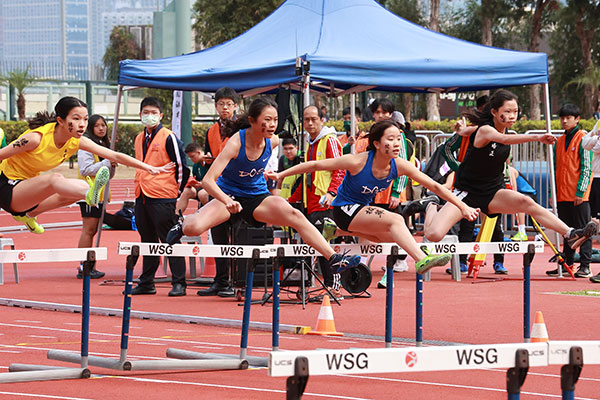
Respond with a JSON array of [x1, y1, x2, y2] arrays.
[[530, 311, 549, 342], [307, 295, 344, 336]]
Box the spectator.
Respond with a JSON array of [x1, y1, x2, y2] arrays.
[[287, 105, 346, 299], [277, 137, 302, 199], [75, 114, 117, 279], [547, 103, 593, 278], [175, 142, 209, 215], [196, 87, 240, 298], [581, 119, 600, 282], [130, 96, 190, 297], [320, 105, 329, 122]]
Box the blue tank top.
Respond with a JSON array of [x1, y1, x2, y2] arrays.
[[332, 150, 399, 206], [217, 129, 271, 197]]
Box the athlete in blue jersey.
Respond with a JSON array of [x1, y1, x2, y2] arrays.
[[268, 120, 479, 274], [167, 98, 361, 273]]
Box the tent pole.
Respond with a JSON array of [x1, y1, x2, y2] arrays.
[[543, 83, 561, 251], [94, 85, 124, 247], [350, 93, 356, 154]]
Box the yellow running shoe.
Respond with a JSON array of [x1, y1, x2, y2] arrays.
[[85, 166, 110, 207], [415, 246, 452, 275], [511, 232, 528, 241], [13, 215, 44, 234]]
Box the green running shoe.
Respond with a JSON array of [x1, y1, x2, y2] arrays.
[[85, 166, 110, 207], [13, 214, 44, 234], [322, 217, 338, 242], [415, 245, 452, 275]]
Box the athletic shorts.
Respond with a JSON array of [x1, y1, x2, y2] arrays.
[[452, 187, 500, 217], [225, 193, 270, 227], [78, 201, 104, 218], [0, 173, 36, 216], [332, 204, 367, 232]]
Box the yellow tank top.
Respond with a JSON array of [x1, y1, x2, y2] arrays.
[[0, 122, 80, 180]]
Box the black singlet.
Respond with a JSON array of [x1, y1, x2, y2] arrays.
[[454, 126, 510, 195]]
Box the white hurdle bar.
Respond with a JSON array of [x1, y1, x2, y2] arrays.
[[0, 248, 106, 383], [117, 241, 544, 258], [271, 341, 600, 400], [0, 247, 108, 263]]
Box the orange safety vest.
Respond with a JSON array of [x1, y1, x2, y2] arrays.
[[207, 122, 229, 157], [134, 127, 179, 199], [556, 130, 592, 202]]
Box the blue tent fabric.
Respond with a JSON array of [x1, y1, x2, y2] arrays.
[[118, 0, 548, 92]]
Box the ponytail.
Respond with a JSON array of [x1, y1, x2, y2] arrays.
[[28, 111, 56, 130]]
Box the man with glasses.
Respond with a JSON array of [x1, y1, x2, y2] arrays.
[[197, 87, 240, 297]]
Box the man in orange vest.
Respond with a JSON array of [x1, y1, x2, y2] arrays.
[[197, 87, 240, 297], [131, 97, 190, 297], [547, 103, 594, 278]]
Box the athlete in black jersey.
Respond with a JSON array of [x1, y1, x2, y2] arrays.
[[414, 89, 597, 250]]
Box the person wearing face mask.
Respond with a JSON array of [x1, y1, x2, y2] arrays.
[[131, 97, 190, 297]]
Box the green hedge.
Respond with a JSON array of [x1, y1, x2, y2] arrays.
[[1, 119, 597, 156]]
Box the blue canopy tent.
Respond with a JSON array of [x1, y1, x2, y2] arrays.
[[113, 0, 560, 246], [118, 0, 549, 94]]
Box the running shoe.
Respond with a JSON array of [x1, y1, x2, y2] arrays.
[[511, 232, 528, 241], [76, 268, 105, 279], [590, 273, 600, 283], [574, 266, 592, 278], [329, 252, 361, 274], [380, 259, 409, 272], [401, 195, 440, 219], [415, 245, 451, 275], [166, 211, 185, 245], [493, 261, 508, 275], [85, 166, 110, 207], [566, 221, 598, 250], [445, 262, 469, 275], [546, 266, 572, 276], [376, 275, 393, 289], [13, 214, 44, 234], [322, 217, 338, 242]]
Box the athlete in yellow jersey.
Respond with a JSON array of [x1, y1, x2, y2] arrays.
[[0, 96, 173, 233]]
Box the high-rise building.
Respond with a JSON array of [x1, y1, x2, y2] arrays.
[[0, 0, 161, 81]]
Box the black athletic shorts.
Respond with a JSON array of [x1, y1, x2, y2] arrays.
[[452, 187, 501, 217], [227, 193, 270, 227], [0, 173, 36, 216], [332, 204, 367, 232], [78, 201, 104, 218]]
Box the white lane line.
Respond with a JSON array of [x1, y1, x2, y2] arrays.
[[27, 335, 58, 339], [0, 393, 95, 400], [0, 349, 21, 353], [14, 320, 42, 324], [109, 375, 371, 400], [166, 329, 194, 333], [192, 345, 224, 350]]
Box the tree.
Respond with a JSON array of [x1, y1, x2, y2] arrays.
[[0, 67, 36, 120], [379, 0, 425, 120], [193, 0, 283, 48], [549, 1, 600, 116], [102, 26, 142, 81], [565, 64, 600, 114]]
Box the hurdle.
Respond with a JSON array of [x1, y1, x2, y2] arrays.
[[48, 243, 250, 372], [271, 340, 600, 400], [0, 247, 107, 383]]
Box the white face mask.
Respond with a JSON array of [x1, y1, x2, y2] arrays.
[[141, 113, 160, 128]]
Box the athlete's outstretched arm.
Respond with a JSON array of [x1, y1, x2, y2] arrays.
[[79, 137, 173, 175], [266, 153, 359, 181]]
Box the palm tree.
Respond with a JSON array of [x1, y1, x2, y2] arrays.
[[0, 67, 36, 120], [565, 64, 600, 118]]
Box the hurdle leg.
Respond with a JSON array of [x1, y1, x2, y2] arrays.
[[286, 357, 309, 400], [120, 245, 139, 363], [560, 346, 583, 400], [80, 250, 96, 369], [523, 244, 534, 342], [240, 249, 260, 359], [272, 247, 284, 351], [506, 348, 529, 400], [385, 246, 398, 348]]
